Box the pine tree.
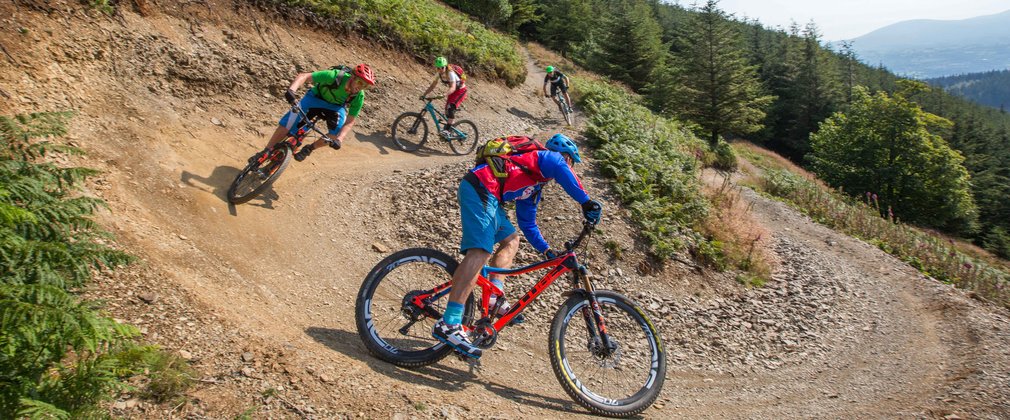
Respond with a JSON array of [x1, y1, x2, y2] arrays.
[[672, 0, 773, 146], [597, 0, 665, 91], [788, 22, 839, 156]]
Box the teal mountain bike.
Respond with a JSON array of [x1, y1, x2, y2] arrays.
[[391, 96, 479, 155]]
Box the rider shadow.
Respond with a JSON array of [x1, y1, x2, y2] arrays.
[[507, 106, 560, 127], [180, 166, 280, 214], [304, 326, 579, 414], [355, 130, 394, 155]]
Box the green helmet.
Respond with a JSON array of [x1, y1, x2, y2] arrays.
[[435, 56, 448, 68], [546, 65, 554, 73]]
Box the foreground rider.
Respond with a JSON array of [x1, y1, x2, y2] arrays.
[[432, 134, 603, 359], [252, 64, 376, 163], [420, 56, 468, 138], [543, 66, 572, 112]]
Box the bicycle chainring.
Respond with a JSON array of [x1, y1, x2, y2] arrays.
[[470, 318, 498, 349]]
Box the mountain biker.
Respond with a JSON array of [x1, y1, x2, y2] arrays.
[[432, 133, 603, 359], [251, 64, 376, 163], [420, 56, 468, 139], [543, 66, 572, 113]]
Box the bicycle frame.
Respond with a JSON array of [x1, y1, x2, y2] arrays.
[[407, 224, 614, 350], [255, 104, 336, 165], [417, 98, 466, 139]]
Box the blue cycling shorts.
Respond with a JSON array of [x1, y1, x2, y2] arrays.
[[458, 179, 516, 254], [278, 93, 346, 136]]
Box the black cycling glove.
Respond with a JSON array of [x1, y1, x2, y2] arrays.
[[328, 139, 342, 150], [285, 89, 298, 105], [543, 248, 558, 259], [581, 199, 602, 224]]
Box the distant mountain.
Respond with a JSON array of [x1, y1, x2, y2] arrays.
[[926, 70, 1010, 110], [847, 10, 1010, 79]]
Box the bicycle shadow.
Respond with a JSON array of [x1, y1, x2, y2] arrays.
[[356, 129, 457, 158], [180, 165, 280, 214], [507, 106, 560, 127], [304, 327, 580, 414]]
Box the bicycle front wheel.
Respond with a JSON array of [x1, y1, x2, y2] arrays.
[[392, 112, 429, 152], [448, 120, 479, 155], [549, 290, 666, 417], [562, 102, 575, 126], [227, 146, 291, 204], [355, 248, 475, 367]]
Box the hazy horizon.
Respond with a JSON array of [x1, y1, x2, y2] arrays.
[[674, 0, 1010, 41]]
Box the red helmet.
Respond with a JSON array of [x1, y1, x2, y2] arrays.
[[353, 63, 376, 85]]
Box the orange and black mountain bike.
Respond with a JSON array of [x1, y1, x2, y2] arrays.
[[355, 222, 666, 417], [227, 101, 338, 204]]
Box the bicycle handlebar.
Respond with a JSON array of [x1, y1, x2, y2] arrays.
[[422, 95, 445, 101], [290, 103, 340, 149], [564, 221, 596, 252]]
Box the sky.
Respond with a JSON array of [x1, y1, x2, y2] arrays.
[[689, 0, 1010, 41]]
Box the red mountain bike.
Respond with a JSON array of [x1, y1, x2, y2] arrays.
[[354, 222, 666, 417]]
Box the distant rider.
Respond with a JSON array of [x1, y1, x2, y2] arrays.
[[431, 134, 603, 359], [252, 64, 376, 163], [420, 56, 468, 139], [543, 66, 572, 113]]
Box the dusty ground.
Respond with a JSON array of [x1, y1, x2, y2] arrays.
[[2, 1, 1009, 418]]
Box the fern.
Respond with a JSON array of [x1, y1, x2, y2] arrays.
[[0, 112, 157, 417]]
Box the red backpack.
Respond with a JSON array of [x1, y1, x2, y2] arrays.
[[477, 136, 546, 176], [449, 63, 467, 83], [476, 136, 548, 201]]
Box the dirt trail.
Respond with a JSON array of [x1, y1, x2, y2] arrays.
[[2, 1, 1008, 418]]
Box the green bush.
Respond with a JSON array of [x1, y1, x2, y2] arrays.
[[704, 141, 738, 172], [0, 112, 185, 417], [574, 78, 713, 261], [269, 0, 526, 87]]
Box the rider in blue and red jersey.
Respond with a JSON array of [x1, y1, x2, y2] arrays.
[[432, 134, 603, 359]]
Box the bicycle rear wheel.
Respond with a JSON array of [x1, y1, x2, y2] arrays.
[[392, 112, 429, 152], [447, 120, 479, 155], [227, 146, 291, 204], [355, 248, 475, 367], [549, 290, 666, 417]]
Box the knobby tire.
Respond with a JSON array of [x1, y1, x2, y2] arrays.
[[549, 290, 666, 417], [226, 146, 292, 204], [355, 248, 475, 367], [392, 112, 429, 152], [448, 120, 479, 155]]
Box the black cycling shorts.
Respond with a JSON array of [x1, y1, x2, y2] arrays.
[[550, 83, 568, 97]]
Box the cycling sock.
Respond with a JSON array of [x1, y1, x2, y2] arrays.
[[444, 301, 464, 326]]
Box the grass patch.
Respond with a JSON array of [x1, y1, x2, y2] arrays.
[[736, 143, 1010, 307], [267, 0, 526, 86]]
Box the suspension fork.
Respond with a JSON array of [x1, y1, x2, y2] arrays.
[[574, 266, 616, 356]]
